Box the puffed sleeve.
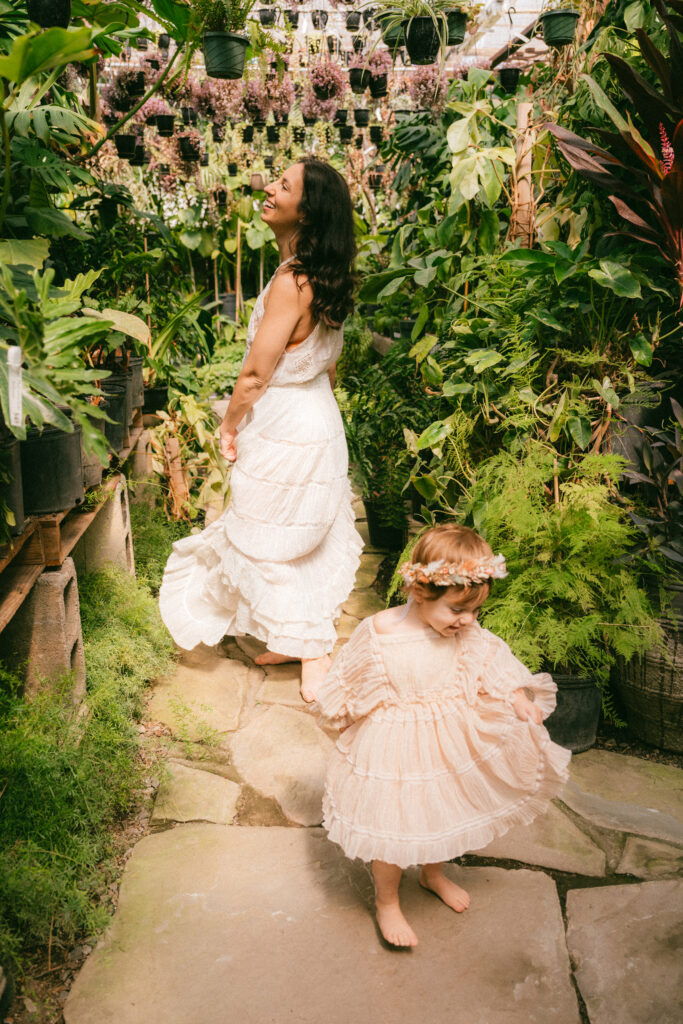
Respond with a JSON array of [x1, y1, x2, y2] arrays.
[[313, 618, 393, 728], [477, 630, 558, 719]]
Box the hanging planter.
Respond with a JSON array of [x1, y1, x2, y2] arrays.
[[26, 0, 71, 28], [285, 10, 299, 29], [156, 114, 175, 136], [214, 187, 228, 208], [203, 31, 250, 80], [346, 11, 361, 32], [242, 125, 254, 142], [311, 10, 328, 30], [212, 123, 224, 142], [303, 114, 317, 126], [368, 164, 385, 190], [181, 106, 198, 125], [228, 161, 238, 175], [81, 404, 106, 491], [349, 67, 370, 94], [369, 124, 383, 144], [158, 31, 171, 49], [333, 109, 348, 125], [497, 66, 521, 92], [20, 424, 84, 515], [354, 108, 370, 127], [258, 8, 276, 26], [377, 14, 404, 48], [142, 384, 169, 416], [403, 18, 441, 65], [540, 8, 580, 48], [266, 124, 280, 143], [544, 673, 602, 753], [353, 35, 365, 53], [369, 73, 388, 98], [129, 144, 147, 166], [339, 124, 354, 142], [200, 151, 209, 166], [113, 134, 137, 159], [446, 9, 467, 45], [313, 83, 335, 100], [179, 134, 201, 161], [293, 126, 306, 143], [264, 154, 274, 169], [274, 111, 289, 125]]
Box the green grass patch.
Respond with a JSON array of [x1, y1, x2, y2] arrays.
[[0, 565, 175, 968], [129, 497, 192, 594]]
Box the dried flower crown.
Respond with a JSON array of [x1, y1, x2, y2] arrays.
[[400, 555, 508, 588]]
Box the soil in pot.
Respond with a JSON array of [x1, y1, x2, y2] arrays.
[[544, 673, 602, 753], [404, 17, 441, 65], [27, 0, 71, 27], [20, 424, 84, 515], [1, 439, 25, 537], [540, 9, 580, 48], [612, 582, 683, 753]]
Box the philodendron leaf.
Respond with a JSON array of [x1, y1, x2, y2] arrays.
[[588, 260, 642, 298], [629, 332, 653, 366], [568, 416, 592, 450]]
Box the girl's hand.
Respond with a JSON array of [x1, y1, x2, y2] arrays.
[[219, 423, 237, 463], [512, 689, 543, 726]]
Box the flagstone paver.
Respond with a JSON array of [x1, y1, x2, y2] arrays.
[[151, 763, 241, 827], [64, 827, 580, 1024], [473, 801, 606, 876], [342, 587, 385, 618], [616, 835, 683, 879], [230, 705, 334, 826], [566, 880, 683, 1024], [257, 661, 307, 708]]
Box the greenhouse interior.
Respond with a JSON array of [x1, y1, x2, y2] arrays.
[[0, 0, 681, 1021]]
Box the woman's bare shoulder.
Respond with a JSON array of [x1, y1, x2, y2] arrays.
[[266, 267, 312, 308]]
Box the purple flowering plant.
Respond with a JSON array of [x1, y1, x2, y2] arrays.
[[407, 63, 448, 112], [270, 74, 296, 121], [241, 76, 271, 121], [308, 58, 346, 102]]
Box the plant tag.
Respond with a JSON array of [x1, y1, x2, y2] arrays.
[[7, 346, 23, 427]]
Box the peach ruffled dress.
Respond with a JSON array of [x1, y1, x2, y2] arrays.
[[315, 616, 571, 869], [159, 262, 363, 658]]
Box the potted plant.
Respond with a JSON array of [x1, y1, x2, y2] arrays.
[[348, 54, 371, 94], [193, 0, 257, 80], [368, 163, 386, 189], [353, 102, 370, 127], [309, 58, 346, 102], [455, 443, 662, 752], [26, 0, 71, 28], [284, 8, 299, 28], [339, 123, 354, 142], [270, 73, 295, 124], [497, 64, 521, 93], [539, 0, 580, 48], [177, 126, 202, 160], [102, 66, 147, 112], [300, 87, 337, 125], [311, 10, 328, 30], [158, 31, 171, 49], [142, 95, 176, 135], [346, 10, 362, 32], [407, 61, 448, 114], [367, 49, 392, 97], [258, 6, 276, 25], [612, 399, 683, 752], [369, 123, 384, 144]]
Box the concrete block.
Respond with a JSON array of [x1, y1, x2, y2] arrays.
[[71, 476, 135, 577], [130, 428, 154, 478], [0, 556, 86, 703]]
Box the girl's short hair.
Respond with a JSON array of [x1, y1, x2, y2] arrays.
[[408, 524, 494, 603]]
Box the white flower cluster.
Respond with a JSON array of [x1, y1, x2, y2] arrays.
[[153, 180, 210, 229]]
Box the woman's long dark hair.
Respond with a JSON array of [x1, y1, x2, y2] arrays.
[[290, 157, 358, 328]]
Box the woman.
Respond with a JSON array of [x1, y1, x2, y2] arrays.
[[159, 158, 363, 702]]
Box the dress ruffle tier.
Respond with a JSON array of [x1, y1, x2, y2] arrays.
[[314, 618, 571, 869], [159, 273, 363, 659]]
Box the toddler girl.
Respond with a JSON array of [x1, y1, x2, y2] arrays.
[[314, 524, 571, 948]]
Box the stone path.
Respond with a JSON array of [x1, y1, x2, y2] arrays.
[[64, 499, 683, 1024]]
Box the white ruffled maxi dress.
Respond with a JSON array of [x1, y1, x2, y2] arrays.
[[314, 617, 571, 869], [159, 268, 363, 658]]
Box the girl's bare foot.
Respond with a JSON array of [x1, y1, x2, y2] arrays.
[[419, 868, 470, 912], [300, 654, 331, 703], [254, 652, 300, 666], [375, 902, 418, 947]]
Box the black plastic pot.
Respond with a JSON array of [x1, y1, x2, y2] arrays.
[[544, 674, 602, 753], [106, 372, 134, 427], [498, 66, 521, 93], [203, 31, 250, 79], [26, 0, 71, 28], [179, 136, 200, 160], [100, 383, 127, 451], [214, 186, 228, 207], [137, 36, 149, 51], [446, 9, 467, 45], [285, 10, 299, 29], [353, 36, 364, 53], [129, 356, 144, 409], [346, 11, 361, 31], [369, 124, 384, 144], [1, 439, 25, 537], [333, 109, 348, 125], [311, 10, 328, 30], [540, 9, 580, 48], [158, 32, 171, 49], [339, 124, 354, 142], [363, 499, 406, 550], [114, 134, 136, 159], [20, 424, 84, 515], [266, 124, 280, 143], [293, 126, 306, 143], [129, 144, 146, 166], [212, 123, 224, 142], [349, 67, 370, 94], [275, 112, 289, 125], [264, 154, 274, 168], [354, 108, 370, 127], [81, 402, 106, 491], [313, 82, 336, 100], [404, 18, 441, 65], [242, 125, 254, 143], [378, 14, 404, 48], [258, 8, 276, 26], [142, 384, 169, 415], [368, 169, 384, 190], [369, 73, 388, 98], [129, 71, 146, 97], [228, 161, 238, 175], [303, 115, 316, 126], [181, 106, 198, 125], [200, 152, 209, 166], [156, 114, 175, 136]]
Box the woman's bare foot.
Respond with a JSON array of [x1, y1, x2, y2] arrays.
[[300, 654, 331, 703], [419, 867, 470, 912], [254, 652, 300, 666], [375, 901, 418, 947]]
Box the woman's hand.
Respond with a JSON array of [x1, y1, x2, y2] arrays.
[[512, 689, 543, 725], [219, 423, 237, 463]]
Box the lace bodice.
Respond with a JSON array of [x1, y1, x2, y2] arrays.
[[244, 261, 344, 385]]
